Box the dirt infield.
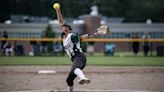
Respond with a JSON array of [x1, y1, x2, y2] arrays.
[[0, 66, 164, 92]]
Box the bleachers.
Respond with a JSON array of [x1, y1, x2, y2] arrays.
[[104, 32, 164, 38], [6, 32, 42, 38], [1, 23, 164, 39], [1, 31, 164, 39], [0, 23, 164, 55]]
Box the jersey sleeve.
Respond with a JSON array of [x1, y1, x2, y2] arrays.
[[71, 33, 79, 43]]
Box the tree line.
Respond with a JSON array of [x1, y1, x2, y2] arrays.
[[0, 0, 163, 22]]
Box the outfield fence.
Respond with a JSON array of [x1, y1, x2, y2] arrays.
[[0, 38, 164, 56], [0, 38, 164, 42]]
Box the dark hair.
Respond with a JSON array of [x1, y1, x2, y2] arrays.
[[62, 23, 72, 30]]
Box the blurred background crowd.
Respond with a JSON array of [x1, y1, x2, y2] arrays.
[[0, 0, 164, 57]]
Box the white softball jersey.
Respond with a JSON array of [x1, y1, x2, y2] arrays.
[[63, 33, 83, 58]]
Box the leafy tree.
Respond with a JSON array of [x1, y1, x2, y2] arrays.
[[45, 24, 55, 53], [124, 0, 164, 22], [0, 0, 164, 22]]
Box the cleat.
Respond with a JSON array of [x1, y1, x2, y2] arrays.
[[78, 78, 90, 84], [78, 79, 85, 84], [84, 78, 90, 83]]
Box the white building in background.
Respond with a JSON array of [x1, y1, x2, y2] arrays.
[[90, 5, 99, 16]]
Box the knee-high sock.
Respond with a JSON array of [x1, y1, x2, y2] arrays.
[[68, 86, 73, 92], [74, 68, 85, 79]]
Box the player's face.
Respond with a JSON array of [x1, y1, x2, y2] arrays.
[[62, 26, 70, 35]]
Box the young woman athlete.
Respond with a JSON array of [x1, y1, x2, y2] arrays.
[[55, 4, 100, 92]]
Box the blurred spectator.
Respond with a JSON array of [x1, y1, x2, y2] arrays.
[[40, 31, 48, 56], [87, 42, 95, 56], [2, 31, 8, 38], [4, 41, 14, 56], [30, 40, 40, 56], [40, 41, 48, 56], [1, 31, 8, 55], [142, 32, 151, 56], [15, 45, 24, 56], [104, 43, 116, 56], [132, 33, 140, 56], [53, 42, 63, 56]]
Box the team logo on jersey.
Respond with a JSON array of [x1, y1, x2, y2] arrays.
[[64, 44, 71, 49]]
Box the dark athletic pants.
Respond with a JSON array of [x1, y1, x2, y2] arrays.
[[66, 52, 86, 86]]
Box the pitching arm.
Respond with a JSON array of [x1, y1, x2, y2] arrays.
[[54, 4, 64, 25], [56, 9, 64, 25]]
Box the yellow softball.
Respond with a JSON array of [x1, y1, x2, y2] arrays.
[[53, 3, 60, 10]]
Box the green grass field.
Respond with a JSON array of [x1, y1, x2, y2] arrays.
[[0, 55, 164, 66]]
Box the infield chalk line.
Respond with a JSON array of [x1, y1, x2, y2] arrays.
[[38, 70, 56, 74], [10, 89, 152, 92]]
